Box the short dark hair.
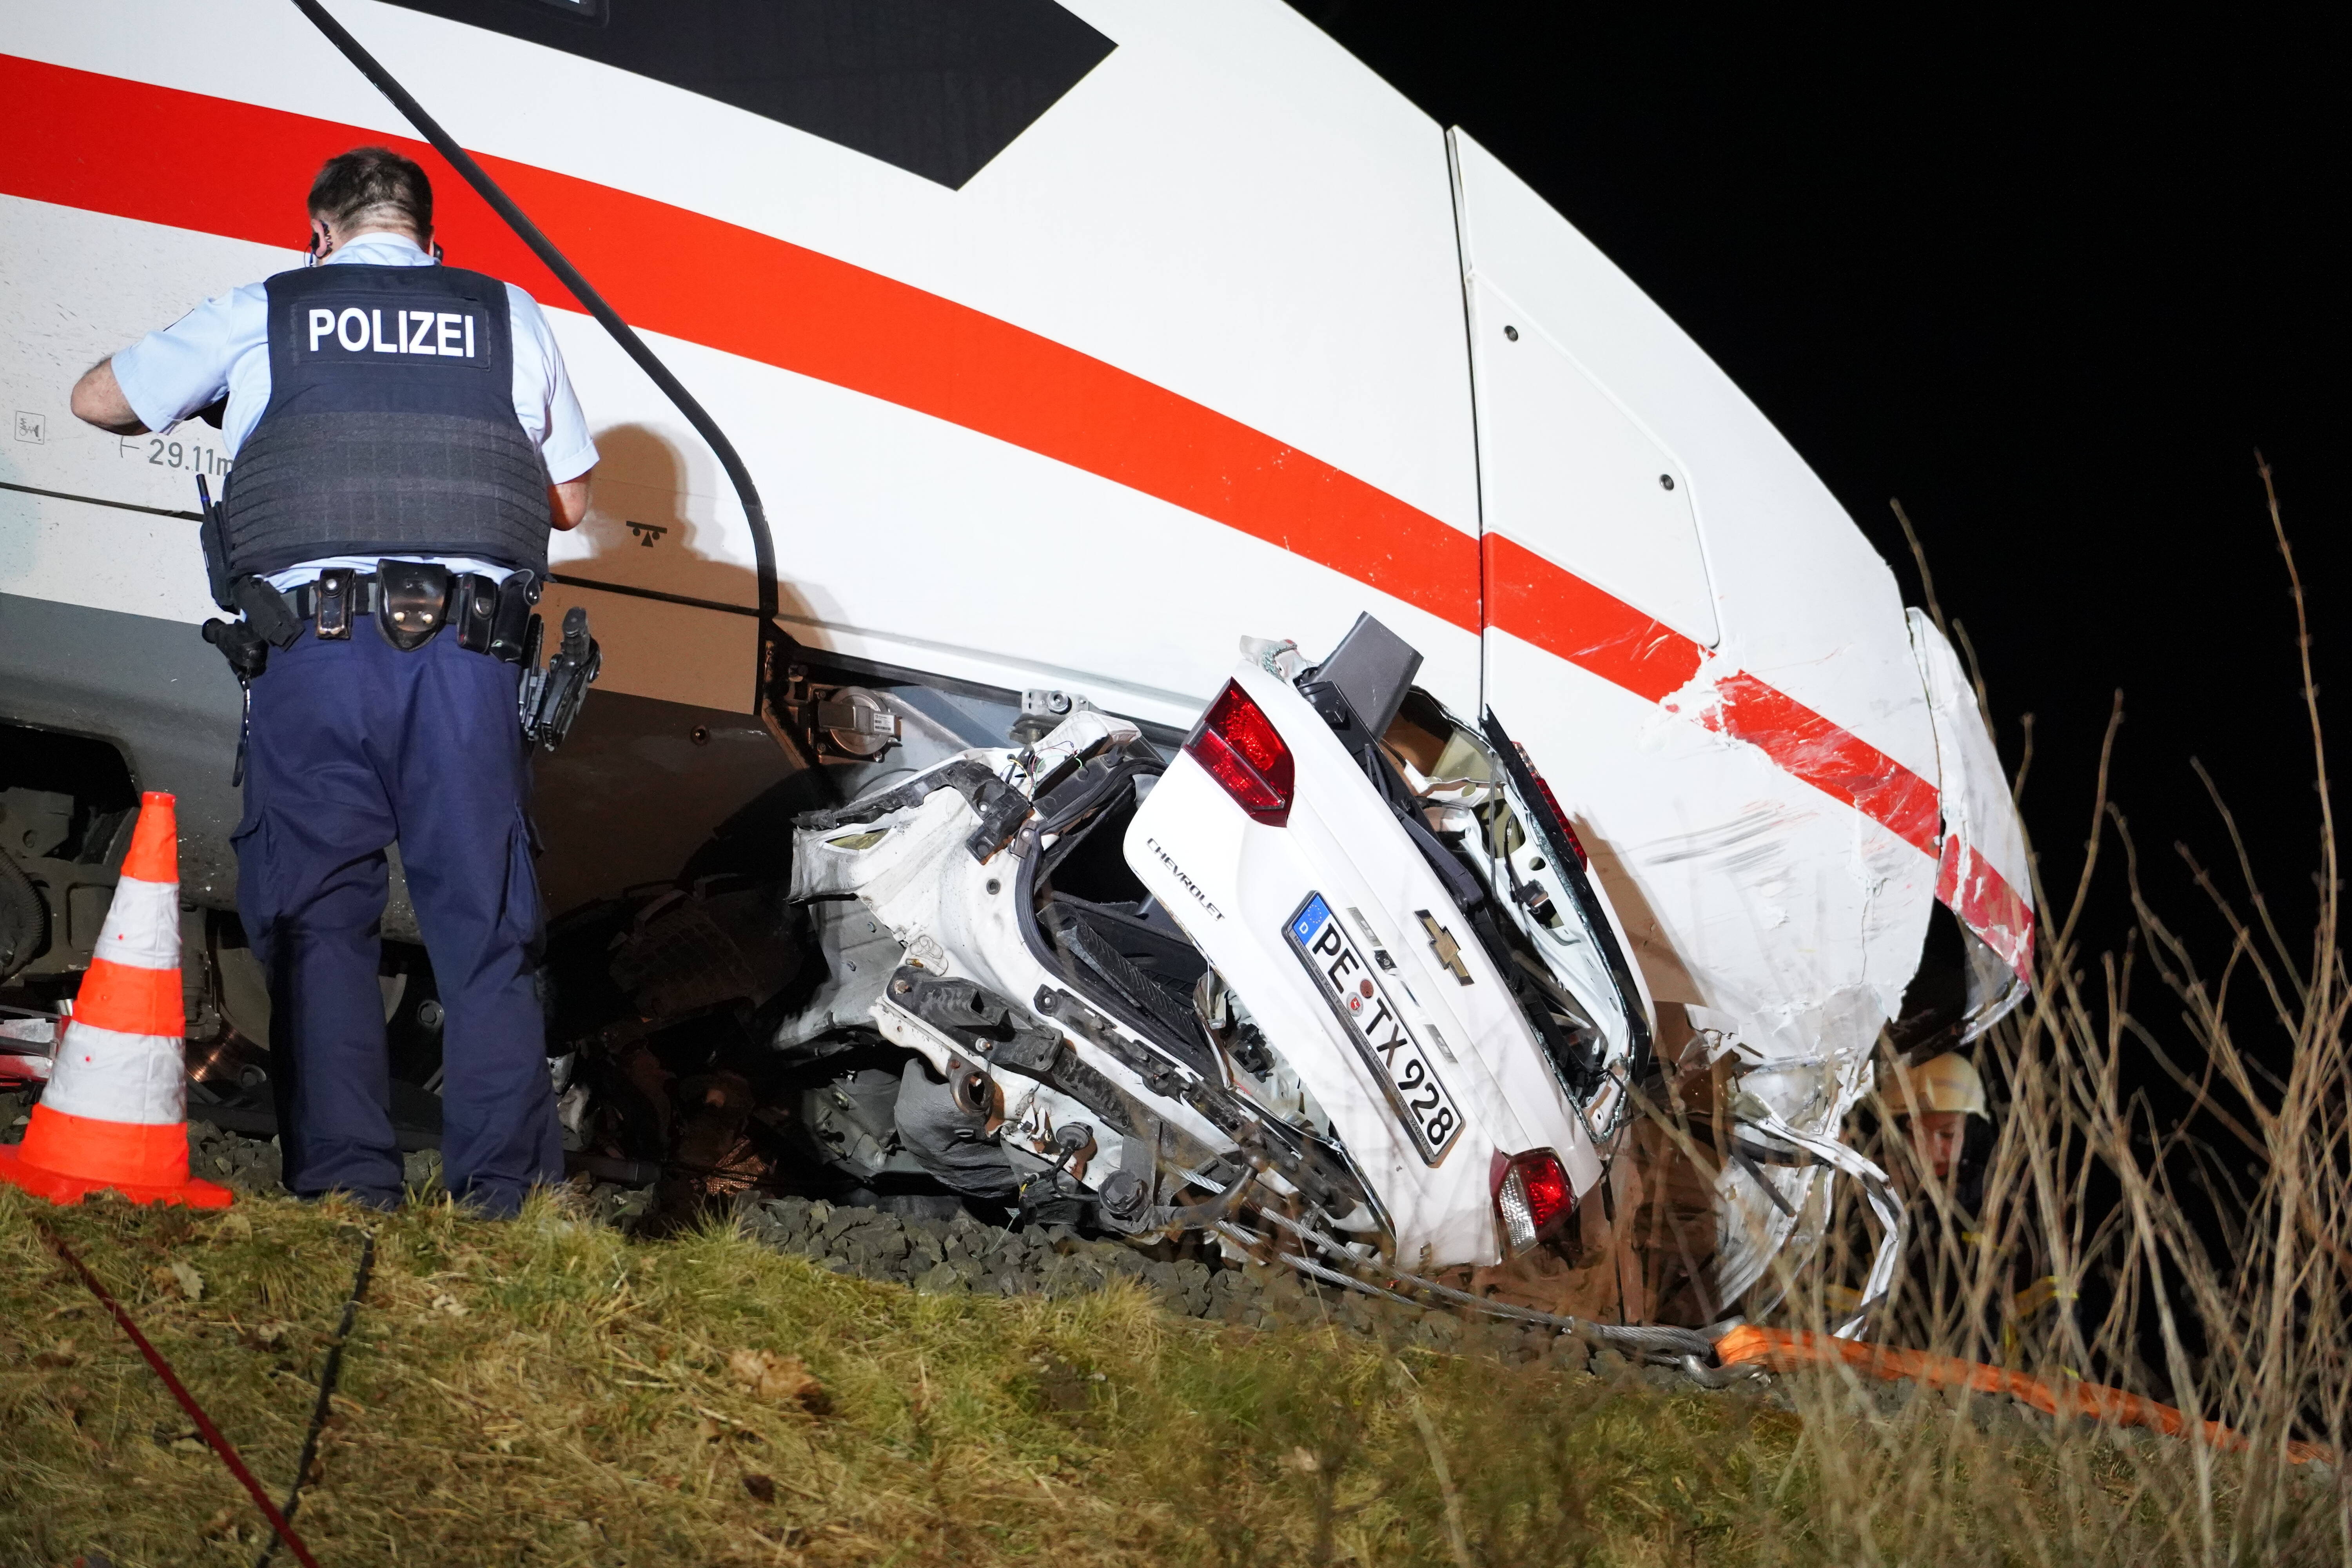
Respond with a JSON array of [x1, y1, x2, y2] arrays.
[[308, 147, 433, 238]]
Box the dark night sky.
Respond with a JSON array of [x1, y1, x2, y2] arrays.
[[1290, 2, 2348, 966]]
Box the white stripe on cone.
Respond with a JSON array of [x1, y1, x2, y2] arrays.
[[43, 869, 186, 1128], [42, 1022, 188, 1125], [93, 875, 180, 970]]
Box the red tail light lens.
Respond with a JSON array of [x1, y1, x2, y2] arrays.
[[1185, 680, 1295, 826], [1495, 1149, 1574, 1254]]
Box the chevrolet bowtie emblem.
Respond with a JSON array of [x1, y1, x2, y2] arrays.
[[1416, 909, 1472, 985]]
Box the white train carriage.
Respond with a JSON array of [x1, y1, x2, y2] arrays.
[[0, 0, 2029, 1301]]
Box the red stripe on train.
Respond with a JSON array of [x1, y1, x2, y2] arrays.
[[1938, 837, 2034, 982], [1483, 534, 1942, 858]]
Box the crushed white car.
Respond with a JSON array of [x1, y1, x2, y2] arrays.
[[774, 615, 1809, 1301]]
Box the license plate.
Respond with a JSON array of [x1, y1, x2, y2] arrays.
[[1287, 893, 1463, 1164]]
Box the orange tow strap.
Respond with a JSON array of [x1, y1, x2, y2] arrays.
[[1713, 1325, 2334, 1466]]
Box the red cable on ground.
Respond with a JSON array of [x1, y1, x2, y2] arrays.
[[33, 1217, 323, 1568]]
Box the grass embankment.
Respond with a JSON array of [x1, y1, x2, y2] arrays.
[[2, 1187, 2301, 1568]]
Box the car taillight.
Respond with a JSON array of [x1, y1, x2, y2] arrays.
[[1495, 1149, 1574, 1254], [1513, 742, 1587, 867], [1185, 679, 1295, 826]]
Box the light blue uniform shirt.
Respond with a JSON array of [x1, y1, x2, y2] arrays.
[[111, 232, 597, 589]]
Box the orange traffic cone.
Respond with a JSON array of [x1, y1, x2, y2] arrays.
[[0, 793, 230, 1208]]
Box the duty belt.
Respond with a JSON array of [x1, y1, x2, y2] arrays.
[[287, 564, 537, 661], [275, 562, 598, 750], [194, 476, 601, 764]]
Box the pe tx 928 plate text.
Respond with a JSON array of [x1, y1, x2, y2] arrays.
[[1287, 893, 1461, 1164]]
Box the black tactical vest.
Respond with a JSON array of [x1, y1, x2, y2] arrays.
[[218, 264, 552, 577]]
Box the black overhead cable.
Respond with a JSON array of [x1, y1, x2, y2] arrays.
[[255, 1229, 377, 1568], [286, 0, 782, 675]]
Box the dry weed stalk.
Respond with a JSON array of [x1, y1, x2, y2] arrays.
[[1769, 469, 2352, 1564]]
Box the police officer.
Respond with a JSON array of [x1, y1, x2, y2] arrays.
[[68, 147, 599, 1216]]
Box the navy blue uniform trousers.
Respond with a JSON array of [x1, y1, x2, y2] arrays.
[[234, 613, 559, 1215]]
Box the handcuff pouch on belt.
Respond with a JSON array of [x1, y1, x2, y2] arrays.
[[376, 561, 451, 651]]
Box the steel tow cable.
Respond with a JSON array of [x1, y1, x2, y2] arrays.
[[30, 1216, 322, 1568], [1262, 1224, 1715, 1361], [1180, 1171, 1717, 1361]]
